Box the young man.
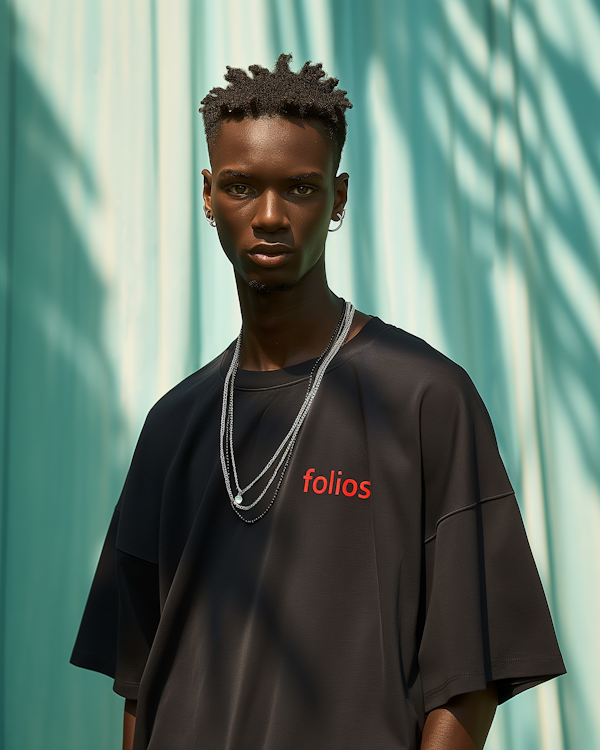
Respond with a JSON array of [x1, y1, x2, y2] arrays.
[[72, 55, 565, 750]]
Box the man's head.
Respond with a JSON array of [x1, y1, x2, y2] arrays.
[[200, 56, 352, 296], [200, 53, 352, 173]]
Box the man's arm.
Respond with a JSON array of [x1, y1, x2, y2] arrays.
[[421, 684, 497, 750], [123, 699, 137, 750]]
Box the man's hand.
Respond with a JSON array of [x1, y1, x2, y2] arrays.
[[420, 684, 497, 750], [123, 699, 137, 750]]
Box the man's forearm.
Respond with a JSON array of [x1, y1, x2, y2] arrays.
[[420, 684, 497, 750], [123, 699, 137, 750]]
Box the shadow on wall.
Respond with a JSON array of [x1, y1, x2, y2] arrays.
[[0, 2, 122, 748]]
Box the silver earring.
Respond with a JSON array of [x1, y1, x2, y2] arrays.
[[328, 207, 346, 233], [204, 208, 216, 227]]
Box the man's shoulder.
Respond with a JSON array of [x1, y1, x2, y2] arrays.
[[365, 319, 495, 448], [142, 345, 230, 436], [360, 318, 473, 395]]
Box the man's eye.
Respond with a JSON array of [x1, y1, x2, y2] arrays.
[[290, 185, 315, 196], [228, 185, 251, 195]]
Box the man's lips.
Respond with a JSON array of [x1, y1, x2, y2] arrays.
[[248, 244, 293, 267]]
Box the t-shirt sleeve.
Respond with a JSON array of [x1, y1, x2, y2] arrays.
[[70, 506, 160, 699], [418, 363, 566, 713], [70, 410, 164, 700]]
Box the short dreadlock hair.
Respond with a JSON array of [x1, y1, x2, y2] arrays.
[[199, 53, 353, 170]]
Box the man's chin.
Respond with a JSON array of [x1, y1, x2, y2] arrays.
[[247, 279, 295, 295]]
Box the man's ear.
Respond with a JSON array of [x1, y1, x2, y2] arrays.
[[202, 169, 213, 214], [332, 172, 349, 221]]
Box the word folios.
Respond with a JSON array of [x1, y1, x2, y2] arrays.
[[302, 468, 371, 499]]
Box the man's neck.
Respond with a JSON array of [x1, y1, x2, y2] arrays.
[[235, 268, 344, 372]]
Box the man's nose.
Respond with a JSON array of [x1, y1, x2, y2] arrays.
[[252, 189, 290, 233]]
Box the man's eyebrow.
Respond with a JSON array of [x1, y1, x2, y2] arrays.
[[218, 170, 253, 180], [286, 172, 325, 181]]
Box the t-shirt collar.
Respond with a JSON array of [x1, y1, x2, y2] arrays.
[[219, 316, 385, 391]]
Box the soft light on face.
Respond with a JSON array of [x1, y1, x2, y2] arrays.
[[203, 116, 347, 293]]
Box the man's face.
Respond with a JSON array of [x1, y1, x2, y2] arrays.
[[202, 116, 348, 292]]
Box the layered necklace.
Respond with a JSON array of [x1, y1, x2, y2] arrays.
[[220, 300, 356, 523]]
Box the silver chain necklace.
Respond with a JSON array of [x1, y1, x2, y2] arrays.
[[220, 301, 356, 523]]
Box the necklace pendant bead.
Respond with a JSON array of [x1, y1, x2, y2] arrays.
[[234, 494, 243, 506]]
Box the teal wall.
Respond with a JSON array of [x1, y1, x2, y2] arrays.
[[1, 1, 599, 747]]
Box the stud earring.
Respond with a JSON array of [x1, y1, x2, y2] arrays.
[[204, 208, 216, 227], [328, 207, 346, 233]]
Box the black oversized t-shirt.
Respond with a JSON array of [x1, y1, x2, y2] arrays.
[[71, 318, 565, 750]]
